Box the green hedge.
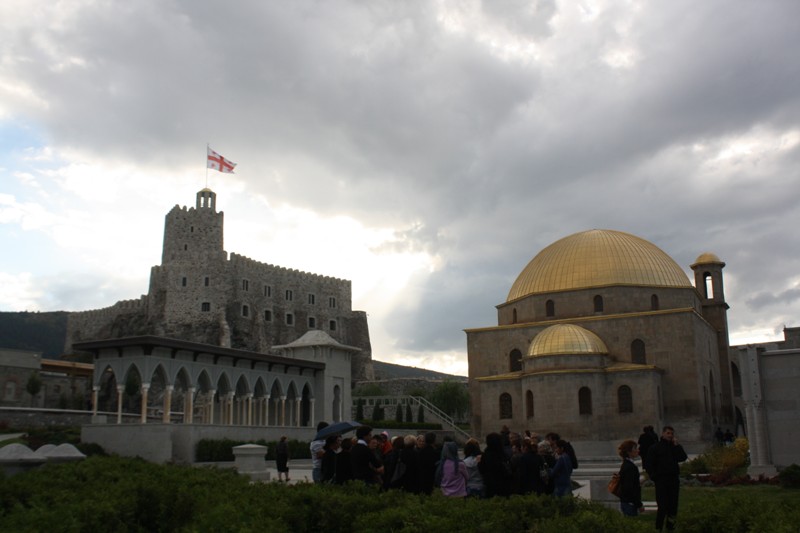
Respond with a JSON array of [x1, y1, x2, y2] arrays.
[[3, 456, 798, 532], [195, 438, 309, 462], [356, 420, 441, 431]]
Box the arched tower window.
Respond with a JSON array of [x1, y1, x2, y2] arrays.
[[545, 300, 555, 318], [618, 385, 633, 413], [509, 349, 522, 372], [512, 308, 518, 324], [525, 390, 534, 418], [731, 362, 742, 397], [593, 295, 604, 313], [651, 294, 659, 310], [499, 393, 513, 419], [703, 272, 714, 299], [579, 387, 592, 415], [631, 339, 646, 364]]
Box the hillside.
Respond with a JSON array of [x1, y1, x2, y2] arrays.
[[0, 311, 69, 358], [371, 359, 466, 381]]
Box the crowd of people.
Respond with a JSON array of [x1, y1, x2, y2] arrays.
[[304, 423, 581, 500], [300, 422, 687, 530]]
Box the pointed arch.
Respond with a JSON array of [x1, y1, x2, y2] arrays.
[[301, 383, 312, 426]]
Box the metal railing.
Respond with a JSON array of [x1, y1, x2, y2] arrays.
[[407, 396, 471, 442], [352, 395, 471, 442]]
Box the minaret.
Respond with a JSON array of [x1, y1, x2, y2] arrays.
[[691, 252, 734, 427]]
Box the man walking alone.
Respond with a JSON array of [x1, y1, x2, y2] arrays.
[[645, 426, 687, 531]]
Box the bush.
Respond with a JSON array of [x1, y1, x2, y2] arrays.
[[196, 438, 310, 462], [778, 464, 800, 488], [357, 419, 440, 431], [2, 457, 799, 532], [681, 438, 749, 481]]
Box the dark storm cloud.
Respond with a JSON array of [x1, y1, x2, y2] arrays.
[[3, 1, 800, 363]]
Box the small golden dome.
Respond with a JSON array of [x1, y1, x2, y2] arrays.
[[507, 229, 691, 301], [528, 324, 608, 356], [693, 252, 723, 265]]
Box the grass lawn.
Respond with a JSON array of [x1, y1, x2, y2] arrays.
[[638, 483, 800, 530]]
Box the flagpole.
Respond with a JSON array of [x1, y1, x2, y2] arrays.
[[205, 143, 209, 188]]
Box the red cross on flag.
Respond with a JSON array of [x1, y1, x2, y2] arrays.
[[207, 146, 237, 173]]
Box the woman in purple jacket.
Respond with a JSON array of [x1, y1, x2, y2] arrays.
[[438, 441, 468, 497]]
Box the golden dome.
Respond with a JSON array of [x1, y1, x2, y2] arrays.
[[693, 252, 723, 265], [507, 229, 691, 301], [528, 324, 608, 356]]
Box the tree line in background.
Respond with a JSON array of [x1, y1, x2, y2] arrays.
[[352, 380, 469, 424]]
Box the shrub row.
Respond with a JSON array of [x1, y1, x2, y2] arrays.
[[2, 456, 798, 532], [356, 419, 442, 431], [195, 438, 309, 462]]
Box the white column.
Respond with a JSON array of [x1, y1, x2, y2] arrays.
[[163, 385, 174, 423], [140, 383, 150, 424], [280, 396, 287, 426], [186, 387, 195, 424], [227, 392, 235, 426], [263, 396, 270, 426], [309, 399, 315, 427], [91, 386, 99, 415], [208, 390, 216, 424], [295, 399, 301, 426], [246, 394, 254, 426], [116, 385, 124, 424]]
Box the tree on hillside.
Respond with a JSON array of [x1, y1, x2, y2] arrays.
[[353, 383, 386, 397], [430, 380, 469, 421], [356, 398, 365, 421], [26, 371, 42, 407]]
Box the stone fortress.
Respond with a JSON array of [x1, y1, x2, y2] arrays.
[[65, 188, 374, 382]]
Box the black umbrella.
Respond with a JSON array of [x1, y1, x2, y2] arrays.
[[313, 421, 362, 441]]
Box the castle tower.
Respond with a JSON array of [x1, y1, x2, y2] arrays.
[[161, 188, 225, 264], [691, 253, 735, 427], [148, 189, 229, 344]]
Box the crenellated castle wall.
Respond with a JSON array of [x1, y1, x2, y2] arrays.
[[65, 189, 374, 381]]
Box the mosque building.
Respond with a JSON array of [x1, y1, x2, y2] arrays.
[[466, 229, 734, 451]]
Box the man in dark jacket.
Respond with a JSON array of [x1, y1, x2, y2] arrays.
[[645, 426, 688, 531], [638, 425, 659, 460], [351, 426, 383, 485]]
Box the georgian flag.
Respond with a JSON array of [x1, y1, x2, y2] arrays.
[[207, 146, 237, 173]]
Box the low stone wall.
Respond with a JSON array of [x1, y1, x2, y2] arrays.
[[81, 423, 314, 464], [0, 407, 100, 428]]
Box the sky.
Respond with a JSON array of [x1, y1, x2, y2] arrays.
[[1, 1, 799, 376]]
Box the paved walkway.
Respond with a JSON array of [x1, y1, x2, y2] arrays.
[[0, 433, 25, 443]]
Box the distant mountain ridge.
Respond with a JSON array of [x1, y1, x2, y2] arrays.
[[0, 311, 68, 358], [371, 359, 466, 381]]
